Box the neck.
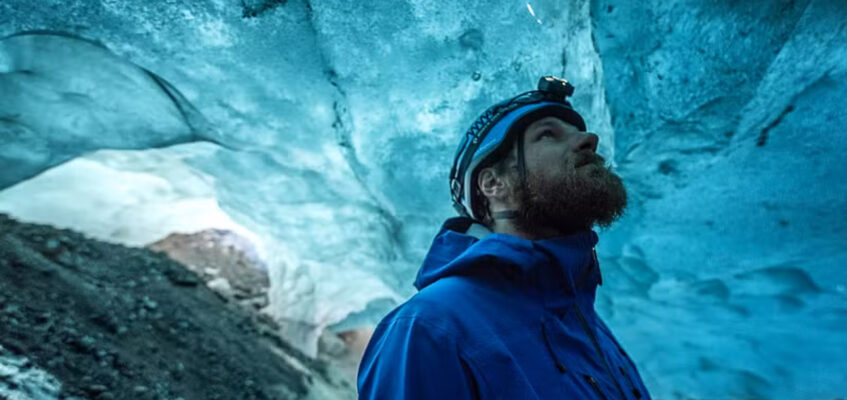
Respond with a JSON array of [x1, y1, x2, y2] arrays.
[[490, 217, 587, 241]]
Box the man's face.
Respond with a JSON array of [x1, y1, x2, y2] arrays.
[[512, 116, 627, 235]]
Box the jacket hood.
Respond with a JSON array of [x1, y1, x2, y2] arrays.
[[414, 217, 602, 302]]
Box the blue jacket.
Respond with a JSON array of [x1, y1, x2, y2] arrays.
[[358, 218, 650, 399]]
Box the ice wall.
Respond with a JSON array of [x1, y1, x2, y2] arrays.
[[0, 32, 210, 189], [589, 1, 847, 398], [1, 0, 845, 398]]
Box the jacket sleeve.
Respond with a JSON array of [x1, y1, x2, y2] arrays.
[[357, 317, 481, 400]]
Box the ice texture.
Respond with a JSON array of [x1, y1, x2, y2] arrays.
[[0, 345, 62, 400], [1, 0, 846, 398], [0, 32, 210, 189]]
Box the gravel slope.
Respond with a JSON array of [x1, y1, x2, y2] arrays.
[[0, 214, 354, 400]]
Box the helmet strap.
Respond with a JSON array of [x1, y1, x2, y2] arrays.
[[516, 129, 527, 187], [492, 210, 519, 220], [492, 131, 528, 222], [515, 129, 529, 222]]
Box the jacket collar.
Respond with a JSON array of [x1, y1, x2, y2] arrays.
[[415, 218, 602, 310]]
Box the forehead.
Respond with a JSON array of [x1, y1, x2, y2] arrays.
[[525, 116, 579, 132]]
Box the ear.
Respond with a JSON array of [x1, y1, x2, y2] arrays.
[[477, 167, 508, 200]]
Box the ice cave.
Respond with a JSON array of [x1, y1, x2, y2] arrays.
[[1, 0, 845, 399]]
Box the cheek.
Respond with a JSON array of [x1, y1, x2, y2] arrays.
[[524, 146, 575, 182], [529, 159, 571, 184], [529, 147, 570, 167]]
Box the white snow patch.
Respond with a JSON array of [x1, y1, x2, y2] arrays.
[[0, 346, 62, 400]]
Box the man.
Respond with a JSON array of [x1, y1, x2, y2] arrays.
[[358, 77, 651, 399]]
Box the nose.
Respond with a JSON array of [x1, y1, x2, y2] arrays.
[[574, 132, 599, 153]]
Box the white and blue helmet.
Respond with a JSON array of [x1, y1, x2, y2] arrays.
[[449, 76, 587, 220]]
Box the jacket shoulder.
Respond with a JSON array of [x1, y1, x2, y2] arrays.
[[358, 287, 486, 399], [397, 275, 493, 318], [375, 275, 504, 348]]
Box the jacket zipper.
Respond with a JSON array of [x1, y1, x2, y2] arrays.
[[619, 366, 643, 399], [584, 375, 609, 400], [573, 304, 628, 399]]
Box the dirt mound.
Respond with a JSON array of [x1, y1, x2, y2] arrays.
[[147, 229, 270, 310], [0, 214, 354, 400]]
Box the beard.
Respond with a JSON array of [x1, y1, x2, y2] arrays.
[[513, 153, 627, 236]]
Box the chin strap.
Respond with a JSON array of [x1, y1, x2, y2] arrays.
[[492, 130, 528, 222], [516, 127, 527, 187], [492, 210, 519, 219]]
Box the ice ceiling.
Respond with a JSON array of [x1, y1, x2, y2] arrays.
[[1, 0, 846, 398]]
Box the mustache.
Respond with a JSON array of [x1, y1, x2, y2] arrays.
[[573, 152, 607, 168]]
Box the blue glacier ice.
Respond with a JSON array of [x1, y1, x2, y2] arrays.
[[1, 0, 846, 398]]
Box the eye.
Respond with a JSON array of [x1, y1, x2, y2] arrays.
[[537, 129, 555, 140]]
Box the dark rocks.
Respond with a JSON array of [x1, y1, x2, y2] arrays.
[[85, 383, 108, 394], [141, 296, 158, 310], [147, 229, 270, 309], [43, 237, 62, 255], [0, 213, 352, 400], [164, 268, 200, 287], [3, 303, 21, 314], [91, 313, 124, 335], [68, 335, 97, 354]]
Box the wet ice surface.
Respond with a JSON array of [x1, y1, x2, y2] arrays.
[[1, 0, 846, 398]]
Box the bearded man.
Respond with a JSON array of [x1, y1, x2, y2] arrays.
[[358, 77, 651, 400]]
